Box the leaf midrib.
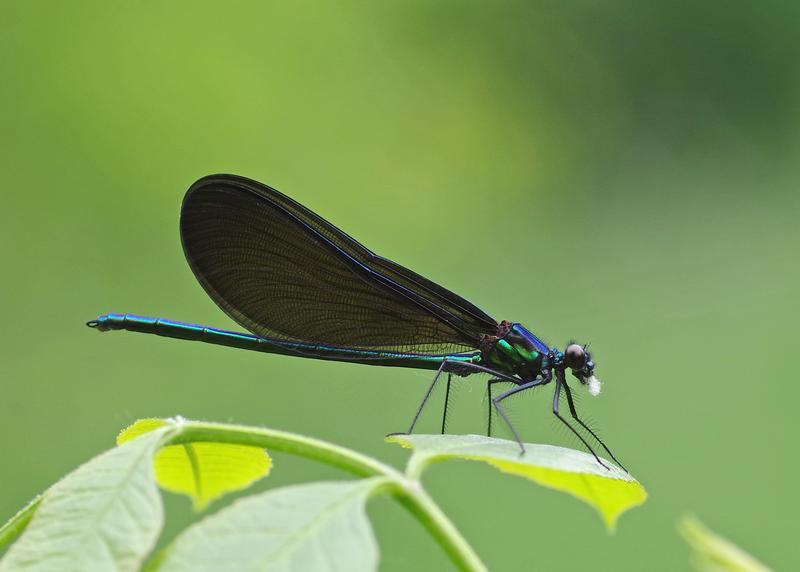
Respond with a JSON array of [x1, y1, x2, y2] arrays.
[[75, 430, 166, 564]]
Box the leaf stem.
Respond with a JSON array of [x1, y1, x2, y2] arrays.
[[390, 483, 487, 572], [165, 419, 486, 572], [167, 420, 398, 479]]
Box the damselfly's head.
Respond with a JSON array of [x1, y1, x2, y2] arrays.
[[564, 343, 601, 396]]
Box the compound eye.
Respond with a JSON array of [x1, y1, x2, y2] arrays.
[[564, 344, 586, 370]]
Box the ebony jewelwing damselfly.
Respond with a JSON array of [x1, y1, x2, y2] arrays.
[[88, 174, 624, 471]]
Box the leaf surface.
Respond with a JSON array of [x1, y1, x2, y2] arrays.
[[0, 497, 40, 553], [388, 433, 646, 531], [119, 419, 271, 510], [0, 427, 170, 572], [156, 479, 383, 572]]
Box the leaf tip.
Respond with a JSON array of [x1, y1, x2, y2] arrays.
[[117, 418, 170, 445]]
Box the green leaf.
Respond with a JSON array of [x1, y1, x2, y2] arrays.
[[0, 427, 171, 572], [119, 418, 272, 510], [155, 479, 384, 572], [679, 516, 772, 572], [387, 433, 647, 531], [118, 417, 172, 442], [0, 497, 41, 553]]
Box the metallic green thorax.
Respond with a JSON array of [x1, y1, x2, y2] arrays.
[[483, 323, 545, 381]]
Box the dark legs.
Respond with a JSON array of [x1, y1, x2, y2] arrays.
[[397, 360, 520, 436], [553, 371, 609, 470], [491, 379, 548, 453], [486, 379, 512, 437], [396, 360, 622, 472], [401, 360, 447, 435], [440, 373, 452, 434], [561, 379, 627, 472]]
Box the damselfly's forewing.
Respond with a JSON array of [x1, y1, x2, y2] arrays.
[[179, 175, 499, 356]]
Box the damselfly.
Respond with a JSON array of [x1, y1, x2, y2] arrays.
[[88, 174, 624, 470]]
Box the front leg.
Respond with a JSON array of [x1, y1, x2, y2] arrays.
[[561, 378, 627, 472], [552, 370, 609, 470]]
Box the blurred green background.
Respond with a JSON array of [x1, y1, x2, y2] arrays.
[[2, 1, 798, 570]]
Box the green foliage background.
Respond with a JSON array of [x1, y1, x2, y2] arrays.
[[1, 2, 797, 570]]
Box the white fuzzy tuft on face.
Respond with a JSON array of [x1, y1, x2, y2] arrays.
[[587, 375, 602, 397]]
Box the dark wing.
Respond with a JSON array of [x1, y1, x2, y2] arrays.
[[179, 174, 498, 354]]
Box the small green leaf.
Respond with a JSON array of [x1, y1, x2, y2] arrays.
[[0, 427, 171, 572], [118, 417, 171, 442], [679, 516, 772, 572], [387, 434, 646, 531], [0, 497, 41, 553], [155, 479, 384, 572], [119, 418, 272, 510]]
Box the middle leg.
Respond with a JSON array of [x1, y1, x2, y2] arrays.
[[492, 378, 548, 453], [486, 378, 512, 437]]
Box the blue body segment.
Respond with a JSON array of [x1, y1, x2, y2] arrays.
[[91, 313, 482, 371], [510, 323, 550, 353]]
